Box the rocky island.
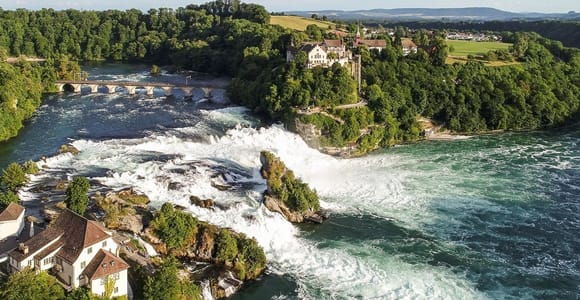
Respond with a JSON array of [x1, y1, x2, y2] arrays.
[[260, 151, 327, 223]]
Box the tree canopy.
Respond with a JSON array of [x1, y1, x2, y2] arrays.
[[0, 268, 65, 300], [65, 176, 90, 215]]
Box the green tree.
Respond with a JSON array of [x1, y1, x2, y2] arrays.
[[0, 268, 65, 300], [65, 176, 90, 215], [2, 162, 27, 192], [143, 257, 201, 300], [0, 190, 19, 210]]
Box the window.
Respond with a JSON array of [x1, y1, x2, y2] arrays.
[[114, 287, 118, 294], [81, 261, 86, 269], [102, 240, 107, 247], [28, 260, 32, 267], [87, 247, 93, 254]]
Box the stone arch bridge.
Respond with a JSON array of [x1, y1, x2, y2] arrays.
[[55, 80, 228, 98]]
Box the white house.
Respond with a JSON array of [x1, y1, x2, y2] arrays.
[[0, 203, 25, 241], [287, 40, 352, 69], [7, 209, 129, 298], [401, 39, 418, 56]]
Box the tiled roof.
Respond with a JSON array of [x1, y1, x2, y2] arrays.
[[82, 249, 129, 281], [324, 39, 343, 47], [402, 39, 418, 48], [299, 43, 319, 53], [9, 209, 111, 263], [53, 210, 111, 263], [35, 240, 64, 260], [358, 39, 387, 48], [0, 203, 24, 222], [9, 228, 63, 262]]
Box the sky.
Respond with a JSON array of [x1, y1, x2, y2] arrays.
[[1, 0, 578, 13]]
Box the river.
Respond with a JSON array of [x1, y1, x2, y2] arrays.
[[1, 64, 578, 299]]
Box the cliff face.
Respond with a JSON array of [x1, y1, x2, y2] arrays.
[[260, 151, 326, 224], [293, 118, 363, 158]]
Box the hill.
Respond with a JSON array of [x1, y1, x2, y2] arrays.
[[270, 15, 335, 31], [285, 7, 580, 21]]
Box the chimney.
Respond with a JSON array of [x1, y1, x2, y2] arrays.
[[29, 220, 34, 238], [19, 243, 29, 255]]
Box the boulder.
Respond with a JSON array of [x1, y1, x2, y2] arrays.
[[190, 196, 214, 209]]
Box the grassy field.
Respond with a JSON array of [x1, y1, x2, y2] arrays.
[[447, 40, 512, 57], [270, 16, 335, 31]]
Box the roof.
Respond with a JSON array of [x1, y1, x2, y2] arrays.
[[333, 30, 349, 37], [0, 203, 24, 222], [9, 209, 111, 263], [324, 39, 343, 47], [35, 240, 64, 260], [82, 249, 129, 281], [358, 39, 388, 48], [53, 210, 111, 263], [402, 39, 418, 49], [9, 228, 62, 262], [298, 43, 321, 53]]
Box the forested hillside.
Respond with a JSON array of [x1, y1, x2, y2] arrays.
[[0, 3, 276, 76]]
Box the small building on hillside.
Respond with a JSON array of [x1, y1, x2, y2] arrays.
[[7, 209, 129, 298], [287, 40, 352, 69], [0, 203, 25, 241], [354, 27, 388, 52], [401, 39, 418, 56], [357, 39, 388, 52]]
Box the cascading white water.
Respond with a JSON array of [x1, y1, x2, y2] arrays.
[[30, 107, 486, 299]]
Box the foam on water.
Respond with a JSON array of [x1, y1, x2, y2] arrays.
[[34, 111, 487, 299]]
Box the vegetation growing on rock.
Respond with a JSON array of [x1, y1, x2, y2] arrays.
[[147, 203, 266, 281], [260, 151, 320, 213]]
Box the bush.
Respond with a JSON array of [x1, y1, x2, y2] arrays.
[[150, 203, 198, 249], [22, 160, 39, 175]]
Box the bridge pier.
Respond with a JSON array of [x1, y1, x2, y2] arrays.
[[106, 85, 117, 94], [161, 87, 172, 96], [181, 88, 193, 98], [126, 86, 137, 95], [201, 87, 213, 99], [88, 84, 99, 93], [145, 86, 154, 96]]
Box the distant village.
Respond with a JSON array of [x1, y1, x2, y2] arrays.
[[286, 24, 501, 70]]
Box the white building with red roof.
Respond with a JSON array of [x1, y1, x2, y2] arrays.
[[7, 209, 129, 298]]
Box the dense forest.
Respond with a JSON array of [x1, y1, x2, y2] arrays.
[[0, 2, 276, 76], [0, 1, 579, 152]]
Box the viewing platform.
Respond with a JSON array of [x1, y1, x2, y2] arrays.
[[55, 80, 228, 98]]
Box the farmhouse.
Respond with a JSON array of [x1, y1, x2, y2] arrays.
[[6, 209, 129, 298]]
